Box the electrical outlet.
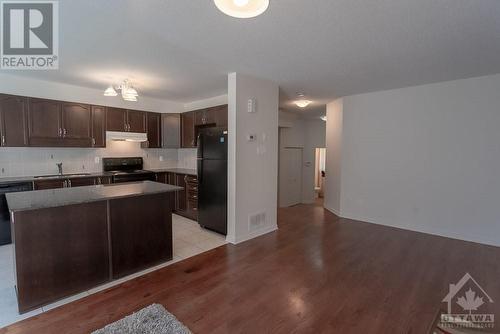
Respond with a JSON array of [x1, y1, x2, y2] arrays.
[[159, 155, 164, 162], [94, 157, 100, 164]]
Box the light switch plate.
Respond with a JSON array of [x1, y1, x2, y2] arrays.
[[247, 98, 256, 113]]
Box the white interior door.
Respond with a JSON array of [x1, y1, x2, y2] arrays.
[[279, 148, 303, 207]]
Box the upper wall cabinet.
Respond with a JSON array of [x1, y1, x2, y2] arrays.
[[28, 98, 92, 147], [106, 108, 146, 133], [181, 111, 196, 148], [0, 94, 28, 147], [91, 106, 106, 148], [142, 112, 162, 148], [181, 105, 228, 148], [28, 98, 61, 146], [162, 114, 180, 149], [106, 107, 127, 132], [61, 102, 92, 146], [127, 110, 146, 133]]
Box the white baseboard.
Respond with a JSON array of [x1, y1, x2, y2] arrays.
[[323, 205, 341, 217], [226, 225, 278, 245], [340, 212, 500, 248]]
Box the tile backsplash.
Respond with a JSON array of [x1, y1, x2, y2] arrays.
[[0, 141, 198, 177]]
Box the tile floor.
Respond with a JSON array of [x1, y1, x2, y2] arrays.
[[0, 214, 227, 328]]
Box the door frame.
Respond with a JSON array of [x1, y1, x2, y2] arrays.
[[279, 146, 303, 208]]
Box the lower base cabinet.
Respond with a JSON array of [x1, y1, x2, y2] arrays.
[[157, 172, 198, 221]]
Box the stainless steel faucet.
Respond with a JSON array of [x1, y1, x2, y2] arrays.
[[56, 163, 63, 176]]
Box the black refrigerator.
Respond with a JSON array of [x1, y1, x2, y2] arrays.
[[197, 127, 228, 235]]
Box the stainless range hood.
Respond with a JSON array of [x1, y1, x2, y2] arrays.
[[106, 131, 148, 142]]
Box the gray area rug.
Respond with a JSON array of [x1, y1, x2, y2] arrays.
[[92, 304, 192, 334]]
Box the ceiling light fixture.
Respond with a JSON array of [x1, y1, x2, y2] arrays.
[[104, 80, 139, 102], [104, 86, 118, 97], [294, 94, 312, 108], [214, 0, 269, 18]]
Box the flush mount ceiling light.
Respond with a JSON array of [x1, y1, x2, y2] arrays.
[[214, 0, 269, 18], [104, 80, 139, 102], [294, 94, 312, 108]]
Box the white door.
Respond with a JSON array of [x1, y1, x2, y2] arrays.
[[279, 148, 303, 207]]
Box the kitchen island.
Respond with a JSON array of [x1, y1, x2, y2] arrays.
[[6, 181, 182, 313]]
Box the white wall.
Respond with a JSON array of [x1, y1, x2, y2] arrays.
[[279, 111, 326, 205], [227, 73, 279, 244], [326, 74, 500, 247], [183, 94, 228, 111], [324, 99, 343, 215], [0, 73, 183, 113]]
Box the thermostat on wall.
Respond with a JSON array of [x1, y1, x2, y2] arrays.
[[247, 134, 257, 142]]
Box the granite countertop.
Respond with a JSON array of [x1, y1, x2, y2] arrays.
[[6, 181, 183, 213], [0, 172, 114, 186], [147, 168, 197, 176]]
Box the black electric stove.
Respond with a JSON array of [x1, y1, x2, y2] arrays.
[[102, 157, 156, 183]]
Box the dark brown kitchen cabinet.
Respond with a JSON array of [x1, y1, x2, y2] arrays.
[[214, 104, 228, 128], [143, 112, 161, 148], [127, 110, 146, 133], [175, 173, 187, 212], [28, 98, 62, 146], [106, 107, 127, 132], [174, 173, 198, 220], [67, 177, 96, 188], [33, 179, 66, 190], [162, 114, 180, 148], [91, 105, 106, 148], [61, 102, 92, 146], [181, 111, 196, 148], [28, 98, 93, 147], [0, 94, 28, 147], [156, 172, 177, 211], [195, 107, 216, 126], [106, 108, 146, 133]]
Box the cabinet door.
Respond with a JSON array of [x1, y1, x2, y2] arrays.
[[195, 108, 216, 126], [0, 94, 28, 147], [214, 105, 228, 128], [67, 177, 95, 188], [127, 110, 146, 133], [91, 106, 106, 148], [175, 173, 187, 212], [106, 107, 127, 132], [162, 114, 180, 148], [145, 112, 161, 148], [181, 111, 196, 148], [28, 98, 62, 145], [33, 179, 66, 190], [61, 103, 92, 146]]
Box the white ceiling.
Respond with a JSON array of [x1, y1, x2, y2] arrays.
[[6, 0, 500, 116]]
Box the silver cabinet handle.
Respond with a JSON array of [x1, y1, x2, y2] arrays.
[[98, 177, 102, 185], [63, 128, 67, 137], [92, 138, 96, 146], [58, 128, 63, 137], [1, 135, 5, 146], [68, 179, 72, 187], [63, 180, 67, 188]]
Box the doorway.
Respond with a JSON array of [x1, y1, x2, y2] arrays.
[[279, 147, 303, 207], [314, 148, 326, 200]]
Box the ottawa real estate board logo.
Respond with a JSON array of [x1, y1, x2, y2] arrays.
[[1, 1, 58, 69], [440, 273, 495, 330]]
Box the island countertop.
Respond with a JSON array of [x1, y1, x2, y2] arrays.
[[6, 181, 182, 213]]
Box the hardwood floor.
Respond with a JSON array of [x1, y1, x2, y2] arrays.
[[2, 201, 500, 333]]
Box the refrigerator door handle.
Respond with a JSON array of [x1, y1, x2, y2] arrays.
[[197, 159, 203, 184], [197, 133, 204, 159]]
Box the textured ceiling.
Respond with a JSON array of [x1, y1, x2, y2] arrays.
[[5, 0, 500, 115]]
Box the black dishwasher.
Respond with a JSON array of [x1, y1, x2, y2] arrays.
[[0, 182, 33, 245]]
